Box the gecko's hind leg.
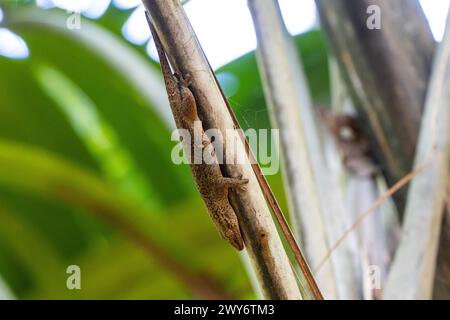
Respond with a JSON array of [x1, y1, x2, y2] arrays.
[[218, 176, 249, 189]]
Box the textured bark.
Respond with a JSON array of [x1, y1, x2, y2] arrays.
[[248, 0, 334, 298], [384, 21, 450, 297]]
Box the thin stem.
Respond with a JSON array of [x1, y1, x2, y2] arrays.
[[142, 0, 302, 299], [384, 11, 450, 298]]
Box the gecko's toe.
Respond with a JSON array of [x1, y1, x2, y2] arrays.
[[220, 176, 248, 188], [182, 73, 192, 87], [234, 175, 249, 185], [237, 178, 249, 185], [174, 73, 192, 87]]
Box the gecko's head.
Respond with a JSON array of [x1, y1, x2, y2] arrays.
[[222, 228, 244, 251]]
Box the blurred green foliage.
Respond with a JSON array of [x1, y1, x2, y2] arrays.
[[0, 3, 329, 299]]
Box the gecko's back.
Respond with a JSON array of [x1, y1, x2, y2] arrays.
[[146, 13, 246, 250]]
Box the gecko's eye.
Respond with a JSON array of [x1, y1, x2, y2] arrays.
[[339, 126, 356, 141]]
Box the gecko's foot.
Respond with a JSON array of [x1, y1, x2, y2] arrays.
[[181, 73, 192, 87], [174, 73, 192, 87], [219, 176, 249, 189]]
